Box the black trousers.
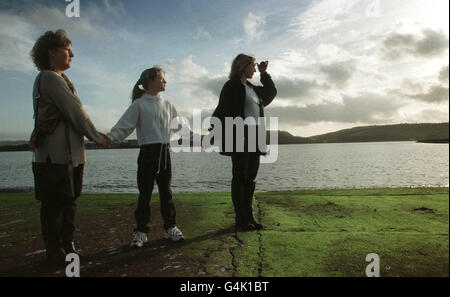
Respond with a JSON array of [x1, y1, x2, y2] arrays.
[[39, 164, 84, 251], [135, 144, 176, 232], [231, 152, 260, 225]]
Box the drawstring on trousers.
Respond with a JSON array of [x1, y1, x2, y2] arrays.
[[164, 144, 168, 171], [156, 143, 169, 174]]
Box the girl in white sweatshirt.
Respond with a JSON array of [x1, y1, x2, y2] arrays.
[[107, 67, 186, 247]]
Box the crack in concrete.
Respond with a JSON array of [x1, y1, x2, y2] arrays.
[[228, 245, 237, 277], [229, 233, 243, 277], [227, 194, 265, 277]]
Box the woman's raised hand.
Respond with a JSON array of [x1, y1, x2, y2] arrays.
[[257, 61, 269, 74]]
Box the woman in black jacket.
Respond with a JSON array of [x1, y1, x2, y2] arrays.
[[211, 54, 277, 231]]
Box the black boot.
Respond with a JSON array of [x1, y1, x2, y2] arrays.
[[249, 217, 263, 230], [245, 184, 263, 230], [235, 212, 256, 232], [248, 212, 263, 230], [46, 247, 67, 266], [235, 210, 256, 231], [235, 223, 256, 232], [232, 180, 253, 231]]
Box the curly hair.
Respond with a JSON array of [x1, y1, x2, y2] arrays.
[[30, 29, 72, 71]]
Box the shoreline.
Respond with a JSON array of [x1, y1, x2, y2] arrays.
[[0, 139, 449, 153], [1, 185, 449, 194]]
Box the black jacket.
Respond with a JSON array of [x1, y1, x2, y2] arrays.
[[211, 72, 277, 156]]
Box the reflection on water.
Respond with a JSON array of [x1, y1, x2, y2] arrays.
[[0, 142, 448, 193]]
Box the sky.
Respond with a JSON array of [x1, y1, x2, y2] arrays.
[[0, 0, 448, 140]]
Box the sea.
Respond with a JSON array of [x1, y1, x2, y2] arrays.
[[0, 142, 448, 193]]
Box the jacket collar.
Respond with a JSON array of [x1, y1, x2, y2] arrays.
[[229, 76, 255, 89]]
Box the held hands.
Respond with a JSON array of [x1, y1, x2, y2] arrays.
[[257, 61, 269, 74], [99, 132, 111, 149]]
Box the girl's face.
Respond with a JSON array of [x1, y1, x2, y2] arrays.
[[49, 44, 74, 72], [242, 60, 257, 79], [148, 72, 167, 93]]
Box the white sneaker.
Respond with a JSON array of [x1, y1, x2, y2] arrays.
[[163, 226, 184, 241], [130, 231, 148, 248]]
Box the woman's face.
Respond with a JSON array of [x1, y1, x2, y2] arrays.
[[242, 60, 257, 79], [147, 72, 167, 93], [49, 44, 74, 72]]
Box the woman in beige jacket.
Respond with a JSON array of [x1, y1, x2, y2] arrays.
[[30, 29, 109, 265]]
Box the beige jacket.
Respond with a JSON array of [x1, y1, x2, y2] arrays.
[[32, 70, 104, 167]]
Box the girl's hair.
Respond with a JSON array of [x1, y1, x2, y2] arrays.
[[30, 29, 72, 71], [229, 54, 256, 79], [131, 67, 165, 101]]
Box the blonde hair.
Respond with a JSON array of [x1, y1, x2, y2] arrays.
[[229, 54, 256, 79]]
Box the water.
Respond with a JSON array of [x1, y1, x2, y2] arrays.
[[0, 142, 448, 193]]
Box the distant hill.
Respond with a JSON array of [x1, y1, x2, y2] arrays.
[[0, 123, 448, 152], [271, 130, 312, 144], [308, 123, 449, 143]]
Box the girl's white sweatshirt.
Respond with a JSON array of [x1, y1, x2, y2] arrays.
[[107, 93, 189, 145]]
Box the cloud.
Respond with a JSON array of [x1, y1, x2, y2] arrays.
[[194, 27, 212, 40], [115, 28, 144, 43], [0, 12, 36, 72], [413, 109, 449, 122], [169, 87, 219, 113], [0, 3, 140, 73], [415, 29, 449, 56], [273, 76, 328, 100], [83, 104, 124, 133], [401, 79, 426, 94], [200, 76, 228, 96], [161, 57, 224, 112], [316, 43, 353, 64], [73, 65, 134, 104], [25, 6, 101, 38], [244, 12, 266, 40], [319, 60, 356, 87], [24, 4, 140, 43], [381, 28, 449, 60], [265, 92, 405, 125], [101, 0, 127, 18], [197, 74, 329, 103], [164, 55, 208, 83], [439, 65, 449, 84], [394, 66, 450, 104], [268, 49, 313, 78], [290, 0, 360, 38], [407, 85, 449, 103]]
